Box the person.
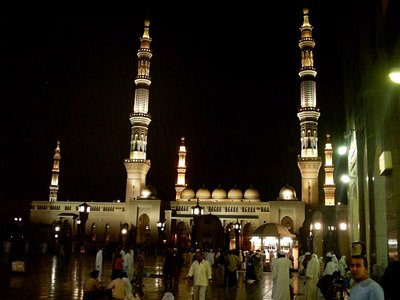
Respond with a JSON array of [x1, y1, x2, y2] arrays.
[[271, 251, 293, 300], [163, 247, 180, 291], [124, 247, 135, 282], [83, 269, 104, 299], [95, 246, 104, 281], [113, 253, 124, 278], [338, 255, 348, 278], [187, 249, 212, 300], [377, 260, 400, 300], [106, 270, 126, 300], [253, 249, 264, 281], [121, 271, 136, 300], [305, 253, 320, 300], [211, 256, 225, 286], [245, 251, 257, 283], [225, 249, 241, 287], [349, 255, 384, 299], [323, 252, 338, 275]]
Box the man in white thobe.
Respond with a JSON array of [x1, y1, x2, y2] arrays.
[[95, 246, 103, 281], [271, 251, 293, 300], [124, 248, 135, 281], [305, 253, 320, 300]]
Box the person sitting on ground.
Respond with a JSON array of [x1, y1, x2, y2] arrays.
[[106, 270, 126, 300], [83, 270, 104, 299]]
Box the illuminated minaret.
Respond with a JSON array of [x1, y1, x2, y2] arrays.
[[49, 140, 61, 202], [175, 137, 187, 200], [124, 19, 152, 201], [297, 8, 322, 206], [323, 134, 336, 206]]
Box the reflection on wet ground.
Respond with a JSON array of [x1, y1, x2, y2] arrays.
[[1, 253, 307, 300]]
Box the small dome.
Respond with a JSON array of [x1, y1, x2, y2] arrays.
[[196, 188, 211, 199], [212, 187, 227, 199], [141, 185, 157, 198], [278, 185, 297, 200], [244, 187, 259, 199], [228, 188, 243, 199], [181, 188, 195, 199]]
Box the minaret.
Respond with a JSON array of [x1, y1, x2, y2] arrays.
[[49, 140, 61, 202], [323, 134, 336, 206], [175, 137, 187, 200], [297, 8, 322, 206], [124, 19, 152, 201]]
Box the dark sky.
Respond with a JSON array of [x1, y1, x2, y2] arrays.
[[0, 2, 347, 204]]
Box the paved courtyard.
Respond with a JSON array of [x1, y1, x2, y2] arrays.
[[1, 252, 307, 300]]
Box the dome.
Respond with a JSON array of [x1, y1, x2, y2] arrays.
[[181, 188, 195, 200], [141, 185, 157, 198], [251, 223, 296, 238], [196, 188, 211, 199], [211, 187, 227, 199], [244, 187, 260, 199], [278, 185, 297, 200], [228, 188, 243, 199]]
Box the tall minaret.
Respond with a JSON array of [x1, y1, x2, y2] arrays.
[[175, 137, 187, 200], [124, 19, 152, 201], [49, 140, 61, 202], [297, 8, 322, 206], [323, 134, 336, 206]]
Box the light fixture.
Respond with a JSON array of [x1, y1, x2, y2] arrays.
[[389, 68, 400, 84]]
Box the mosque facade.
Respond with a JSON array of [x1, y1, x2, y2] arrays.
[[30, 8, 345, 261]]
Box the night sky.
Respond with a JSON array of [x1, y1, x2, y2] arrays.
[[0, 2, 347, 204]]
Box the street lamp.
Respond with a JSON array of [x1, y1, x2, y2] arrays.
[[234, 219, 241, 250], [157, 219, 166, 254], [191, 198, 203, 249], [78, 202, 91, 254]]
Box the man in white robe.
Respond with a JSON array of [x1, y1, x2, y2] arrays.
[[305, 253, 320, 300], [95, 246, 104, 281], [271, 251, 293, 300]]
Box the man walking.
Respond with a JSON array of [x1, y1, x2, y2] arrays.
[[95, 245, 104, 281], [187, 249, 212, 300], [271, 251, 293, 300]]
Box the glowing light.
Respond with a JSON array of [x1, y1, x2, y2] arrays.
[[389, 70, 400, 84], [341, 174, 350, 183], [338, 146, 347, 155], [339, 222, 347, 230], [314, 222, 322, 230]]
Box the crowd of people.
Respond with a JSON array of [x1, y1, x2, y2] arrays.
[[82, 242, 399, 300], [83, 245, 145, 300], [294, 245, 400, 300]]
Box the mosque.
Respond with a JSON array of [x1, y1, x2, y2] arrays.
[[29, 8, 348, 263]]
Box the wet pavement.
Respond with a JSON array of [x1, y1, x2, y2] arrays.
[[1, 252, 307, 300]]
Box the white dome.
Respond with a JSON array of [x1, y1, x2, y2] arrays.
[[212, 188, 227, 199], [278, 185, 297, 200], [244, 187, 259, 199], [196, 188, 211, 199], [181, 188, 195, 199], [228, 188, 243, 199]]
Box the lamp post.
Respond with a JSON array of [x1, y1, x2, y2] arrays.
[[191, 198, 203, 249], [157, 219, 166, 254], [78, 202, 91, 254], [234, 219, 241, 250]]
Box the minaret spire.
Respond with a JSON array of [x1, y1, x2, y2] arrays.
[[297, 8, 322, 206], [175, 137, 187, 200], [323, 134, 336, 206], [124, 18, 153, 201], [49, 140, 61, 202]]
